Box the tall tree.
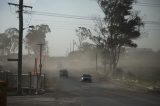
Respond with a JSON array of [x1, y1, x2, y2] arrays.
[[75, 27, 90, 51], [5, 28, 19, 53], [0, 28, 19, 55], [0, 33, 9, 55], [25, 24, 51, 55], [98, 0, 144, 75], [75, 19, 109, 74]]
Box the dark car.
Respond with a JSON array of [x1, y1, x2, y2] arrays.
[[59, 69, 68, 78], [81, 74, 92, 82]]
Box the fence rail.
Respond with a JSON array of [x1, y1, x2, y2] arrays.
[[0, 71, 46, 93]]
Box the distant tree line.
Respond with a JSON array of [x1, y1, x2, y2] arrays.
[[0, 24, 51, 56]]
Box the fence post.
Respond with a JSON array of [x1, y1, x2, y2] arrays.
[[28, 72, 31, 95], [43, 74, 46, 89], [6, 72, 9, 87], [0, 81, 7, 106]]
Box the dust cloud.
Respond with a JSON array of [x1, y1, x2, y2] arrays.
[[1, 48, 160, 82]]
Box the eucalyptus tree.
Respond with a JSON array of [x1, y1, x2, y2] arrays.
[[98, 0, 144, 75], [76, 0, 144, 76], [75, 27, 91, 51], [75, 19, 109, 74], [0, 28, 19, 55], [25, 24, 51, 55]]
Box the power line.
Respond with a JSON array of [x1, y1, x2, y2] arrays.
[[24, 9, 33, 27], [145, 29, 160, 30], [32, 19, 94, 25], [24, 10, 160, 26], [32, 19, 160, 25], [135, 2, 160, 7], [144, 21, 160, 25], [24, 10, 96, 20]]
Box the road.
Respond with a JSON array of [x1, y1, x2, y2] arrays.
[[8, 77, 160, 106], [55, 77, 160, 106]]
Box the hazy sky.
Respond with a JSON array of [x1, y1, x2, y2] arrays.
[[0, 0, 160, 56]]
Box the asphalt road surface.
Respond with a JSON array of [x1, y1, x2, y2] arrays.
[[8, 77, 160, 106]]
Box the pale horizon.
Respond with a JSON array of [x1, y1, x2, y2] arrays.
[[0, 0, 160, 56]]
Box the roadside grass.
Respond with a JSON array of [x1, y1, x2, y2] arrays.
[[117, 79, 160, 93]]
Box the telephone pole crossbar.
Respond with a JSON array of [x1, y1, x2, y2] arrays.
[[8, 3, 33, 9]]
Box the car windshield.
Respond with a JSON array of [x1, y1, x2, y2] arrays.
[[82, 74, 91, 77]]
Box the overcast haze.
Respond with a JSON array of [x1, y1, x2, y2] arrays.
[[0, 0, 160, 56]]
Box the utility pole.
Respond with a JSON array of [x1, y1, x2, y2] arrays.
[[70, 42, 71, 53], [8, 1, 32, 95], [96, 45, 98, 73], [73, 40, 74, 52], [17, 0, 23, 95], [96, 52, 98, 72], [37, 43, 44, 90], [37, 44, 44, 76]]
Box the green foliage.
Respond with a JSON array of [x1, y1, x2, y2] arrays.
[[75, 27, 91, 49], [0, 28, 19, 55], [25, 24, 51, 54], [75, 0, 144, 76], [98, 0, 144, 74], [79, 42, 95, 51], [99, 0, 144, 48]]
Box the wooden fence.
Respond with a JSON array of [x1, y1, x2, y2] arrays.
[[0, 71, 46, 94]]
